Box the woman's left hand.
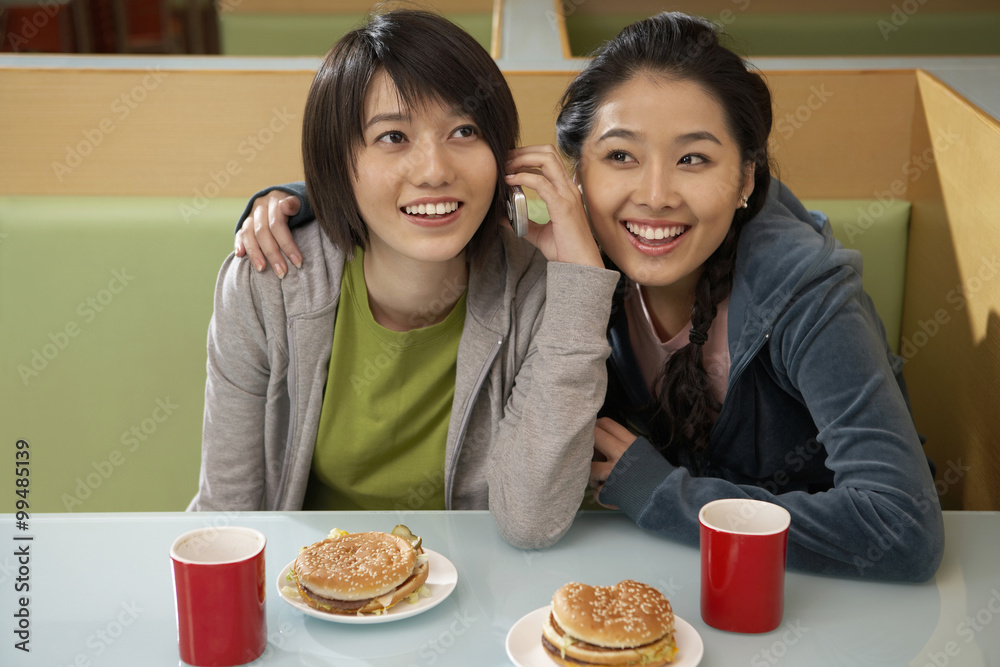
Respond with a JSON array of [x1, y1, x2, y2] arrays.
[[505, 145, 604, 268], [590, 417, 640, 509]]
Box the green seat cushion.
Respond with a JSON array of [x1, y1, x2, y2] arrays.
[[220, 13, 493, 56], [566, 13, 1000, 57], [0, 196, 242, 512], [803, 199, 910, 354]]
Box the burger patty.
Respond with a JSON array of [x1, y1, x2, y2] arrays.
[[546, 612, 642, 653], [543, 612, 675, 665], [299, 586, 369, 611], [298, 560, 425, 611], [541, 635, 594, 665], [541, 633, 672, 666]]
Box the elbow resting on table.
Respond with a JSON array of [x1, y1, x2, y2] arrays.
[[493, 511, 572, 551], [897, 525, 945, 583], [851, 514, 946, 583], [888, 495, 947, 583]]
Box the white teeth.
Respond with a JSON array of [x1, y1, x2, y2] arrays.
[[404, 201, 459, 215], [625, 221, 686, 240]]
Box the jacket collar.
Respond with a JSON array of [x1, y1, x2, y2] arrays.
[[606, 178, 851, 411]]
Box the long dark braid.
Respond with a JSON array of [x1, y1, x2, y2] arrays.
[[556, 12, 774, 464], [651, 217, 740, 460]]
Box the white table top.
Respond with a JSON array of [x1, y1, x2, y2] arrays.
[[2, 510, 998, 666]]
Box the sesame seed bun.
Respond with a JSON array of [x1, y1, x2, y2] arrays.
[[292, 531, 428, 614], [542, 580, 677, 666]]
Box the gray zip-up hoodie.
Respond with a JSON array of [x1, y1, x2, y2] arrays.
[[189, 219, 619, 549]]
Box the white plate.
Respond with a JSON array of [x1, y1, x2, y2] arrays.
[[276, 548, 458, 624], [505, 605, 704, 666]]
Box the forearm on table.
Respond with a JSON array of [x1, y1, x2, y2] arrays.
[[487, 263, 619, 549]]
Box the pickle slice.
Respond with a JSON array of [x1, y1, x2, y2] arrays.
[[391, 524, 422, 549]]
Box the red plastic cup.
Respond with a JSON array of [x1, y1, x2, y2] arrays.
[[699, 498, 791, 633], [171, 526, 267, 666]]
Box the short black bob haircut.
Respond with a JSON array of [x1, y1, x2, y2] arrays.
[[302, 9, 519, 261]]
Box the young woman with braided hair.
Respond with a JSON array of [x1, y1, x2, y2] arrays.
[[234, 12, 943, 581], [555, 13, 942, 582]]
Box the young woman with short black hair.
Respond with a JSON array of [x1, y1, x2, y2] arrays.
[[190, 10, 617, 551]]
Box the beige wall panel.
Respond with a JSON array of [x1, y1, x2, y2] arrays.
[[903, 71, 1000, 511], [0, 68, 921, 199], [2, 68, 579, 197], [0, 68, 312, 197], [764, 70, 916, 199], [506, 69, 921, 199], [505, 71, 579, 150]]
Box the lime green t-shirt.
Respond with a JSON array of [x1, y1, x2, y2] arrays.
[[304, 249, 467, 511]]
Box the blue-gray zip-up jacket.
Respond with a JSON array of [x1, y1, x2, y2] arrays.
[[599, 180, 944, 582]]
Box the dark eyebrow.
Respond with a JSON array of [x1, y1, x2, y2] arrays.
[[364, 112, 409, 129], [596, 128, 723, 146], [676, 130, 722, 146], [597, 128, 640, 143], [364, 106, 473, 130]]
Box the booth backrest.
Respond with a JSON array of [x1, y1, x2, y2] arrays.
[[0, 193, 910, 512], [805, 199, 910, 354], [0, 196, 240, 512]]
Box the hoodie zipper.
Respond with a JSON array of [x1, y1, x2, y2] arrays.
[[273, 319, 298, 508], [715, 228, 837, 436], [445, 334, 503, 510]]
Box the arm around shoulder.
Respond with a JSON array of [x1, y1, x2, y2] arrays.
[[234, 182, 312, 234]]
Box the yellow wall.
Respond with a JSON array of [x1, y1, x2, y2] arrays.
[[903, 72, 1000, 510]]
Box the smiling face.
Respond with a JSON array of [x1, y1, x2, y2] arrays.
[[352, 70, 499, 267], [577, 74, 753, 295]]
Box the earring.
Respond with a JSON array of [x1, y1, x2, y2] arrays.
[[739, 196, 748, 209]]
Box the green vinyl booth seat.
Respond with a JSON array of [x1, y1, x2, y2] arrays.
[[565, 12, 1000, 57], [220, 13, 494, 56], [0, 195, 909, 513], [0, 196, 241, 513], [803, 199, 910, 355]]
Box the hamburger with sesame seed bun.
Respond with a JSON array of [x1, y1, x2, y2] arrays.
[[542, 580, 677, 666], [290, 526, 429, 615]]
